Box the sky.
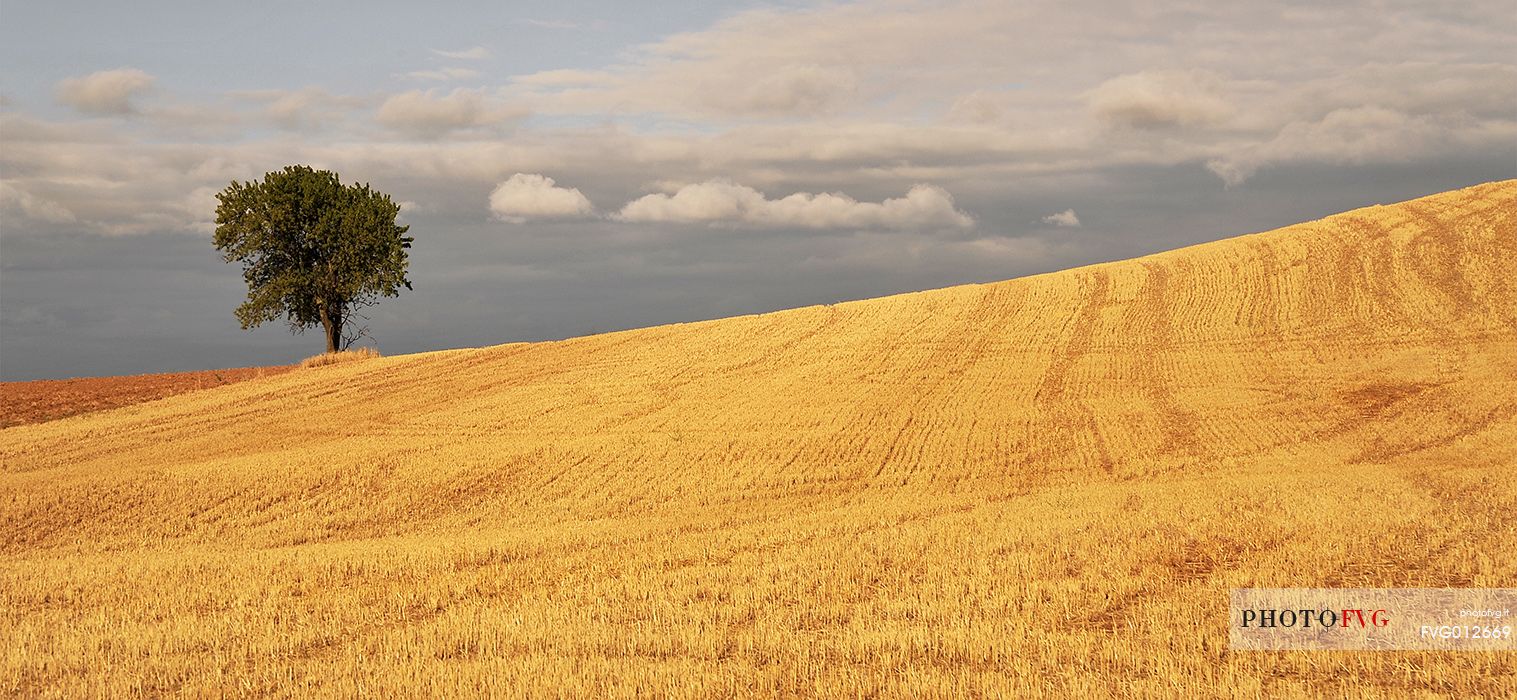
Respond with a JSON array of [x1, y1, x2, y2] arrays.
[[1, 0, 1513, 380]]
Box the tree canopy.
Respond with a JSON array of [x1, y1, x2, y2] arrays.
[[213, 165, 412, 353]]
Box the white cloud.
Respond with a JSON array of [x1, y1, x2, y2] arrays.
[[616, 181, 973, 230], [1041, 209, 1080, 227], [1088, 70, 1233, 129], [375, 89, 519, 138], [55, 68, 155, 115], [507, 4, 912, 119], [487, 2, 1512, 185], [400, 67, 482, 82], [431, 46, 490, 60], [489, 173, 595, 223], [505, 2, 1236, 122]]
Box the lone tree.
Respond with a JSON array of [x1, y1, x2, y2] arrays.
[[214, 165, 412, 353]]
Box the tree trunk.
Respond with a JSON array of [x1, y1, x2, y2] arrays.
[[319, 303, 342, 353], [325, 318, 341, 353]]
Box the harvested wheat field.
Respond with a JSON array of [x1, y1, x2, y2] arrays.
[[2, 181, 1515, 697], [0, 365, 294, 429]]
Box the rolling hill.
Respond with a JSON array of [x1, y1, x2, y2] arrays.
[[3, 181, 1514, 697]]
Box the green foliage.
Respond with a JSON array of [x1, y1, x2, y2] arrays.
[[213, 165, 412, 349]]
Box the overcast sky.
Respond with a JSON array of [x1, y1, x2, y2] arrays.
[[1, 0, 1513, 380]]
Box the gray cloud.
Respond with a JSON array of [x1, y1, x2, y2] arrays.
[[1206, 106, 1516, 186], [0, 180, 76, 223]]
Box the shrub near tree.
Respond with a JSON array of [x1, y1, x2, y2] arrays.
[[213, 165, 413, 354]]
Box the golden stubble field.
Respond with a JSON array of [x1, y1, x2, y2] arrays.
[[2, 181, 1515, 697]]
